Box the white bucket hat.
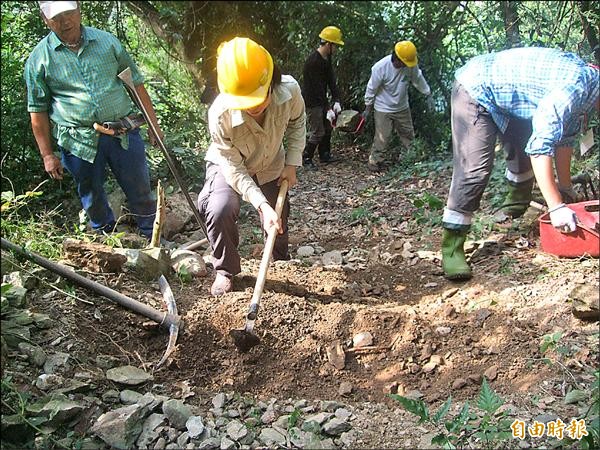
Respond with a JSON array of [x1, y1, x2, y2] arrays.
[[39, 1, 78, 19]]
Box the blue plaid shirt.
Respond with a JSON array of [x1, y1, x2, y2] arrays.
[[455, 47, 599, 156]]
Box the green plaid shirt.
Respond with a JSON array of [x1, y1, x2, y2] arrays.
[[24, 26, 144, 162]]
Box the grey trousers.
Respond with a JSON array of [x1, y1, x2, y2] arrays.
[[446, 82, 533, 214], [369, 108, 415, 165], [197, 163, 290, 277]]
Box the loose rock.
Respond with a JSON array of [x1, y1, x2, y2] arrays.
[[338, 382, 353, 396], [162, 399, 192, 430], [90, 403, 149, 449], [352, 332, 373, 348], [484, 365, 498, 381], [106, 366, 153, 386], [186, 415, 205, 438]]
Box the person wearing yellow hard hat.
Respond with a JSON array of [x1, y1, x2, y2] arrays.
[[362, 40, 433, 172], [198, 37, 306, 296], [301, 26, 345, 170]]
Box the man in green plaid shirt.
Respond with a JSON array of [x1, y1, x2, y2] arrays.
[[25, 1, 164, 238]]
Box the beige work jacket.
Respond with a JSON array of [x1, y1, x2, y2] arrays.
[[205, 75, 306, 209]]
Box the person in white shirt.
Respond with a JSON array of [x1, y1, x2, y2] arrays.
[[362, 41, 431, 172]]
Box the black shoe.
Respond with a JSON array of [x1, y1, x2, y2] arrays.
[[319, 154, 341, 164], [303, 159, 317, 170]]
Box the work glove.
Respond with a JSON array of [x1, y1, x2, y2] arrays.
[[361, 104, 372, 121], [258, 202, 283, 235], [326, 109, 336, 125], [333, 102, 342, 115], [549, 203, 577, 233]]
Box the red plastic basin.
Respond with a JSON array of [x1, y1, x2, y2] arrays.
[[538, 200, 599, 257]]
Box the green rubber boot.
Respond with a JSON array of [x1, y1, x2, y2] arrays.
[[501, 178, 534, 218], [442, 228, 472, 280]]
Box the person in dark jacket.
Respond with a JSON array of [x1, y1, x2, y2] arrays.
[[301, 26, 344, 169]]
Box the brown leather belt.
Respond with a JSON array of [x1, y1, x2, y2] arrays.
[[93, 113, 146, 136]]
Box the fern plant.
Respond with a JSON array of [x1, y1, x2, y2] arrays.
[[571, 369, 600, 450], [390, 377, 513, 449]]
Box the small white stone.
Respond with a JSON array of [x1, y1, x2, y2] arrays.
[[352, 332, 373, 348], [435, 326, 452, 336]]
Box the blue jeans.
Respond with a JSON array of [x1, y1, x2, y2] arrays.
[[60, 130, 155, 237]]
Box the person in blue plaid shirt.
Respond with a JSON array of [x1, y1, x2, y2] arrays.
[[25, 1, 164, 239], [441, 47, 599, 280]]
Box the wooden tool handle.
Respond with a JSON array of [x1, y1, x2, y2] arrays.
[[273, 179, 289, 218], [245, 180, 289, 324]]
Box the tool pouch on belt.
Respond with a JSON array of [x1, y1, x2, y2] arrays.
[[95, 113, 146, 136]]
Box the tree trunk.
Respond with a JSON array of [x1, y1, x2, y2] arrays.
[[124, 1, 206, 91], [501, 1, 522, 48]]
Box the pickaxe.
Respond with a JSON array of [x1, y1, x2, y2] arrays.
[[1, 238, 181, 368], [117, 68, 210, 249]]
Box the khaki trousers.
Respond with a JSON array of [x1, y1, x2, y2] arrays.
[[369, 108, 415, 165]]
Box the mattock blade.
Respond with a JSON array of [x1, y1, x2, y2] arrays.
[[156, 275, 180, 368]]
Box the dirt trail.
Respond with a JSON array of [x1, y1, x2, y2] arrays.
[[58, 142, 598, 417]]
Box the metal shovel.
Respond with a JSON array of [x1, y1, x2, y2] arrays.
[[230, 179, 289, 352]]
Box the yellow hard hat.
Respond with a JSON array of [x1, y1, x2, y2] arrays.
[[216, 37, 274, 110], [394, 41, 418, 67], [319, 26, 344, 46]]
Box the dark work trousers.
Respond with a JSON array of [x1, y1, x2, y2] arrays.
[[197, 163, 290, 277], [60, 129, 155, 237], [305, 106, 333, 160], [446, 82, 533, 215]]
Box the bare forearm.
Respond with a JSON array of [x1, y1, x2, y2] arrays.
[[555, 146, 573, 188], [30, 112, 54, 157], [530, 154, 562, 209], [30, 111, 63, 180]]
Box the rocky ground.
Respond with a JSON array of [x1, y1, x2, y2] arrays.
[[1, 139, 599, 449]]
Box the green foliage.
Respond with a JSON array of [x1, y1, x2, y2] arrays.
[[539, 331, 564, 354], [1, 183, 46, 214], [409, 191, 444, 226], [288, 408, 302, 429], [391, 378, 513, 449], [347, 204, 381, 226], [498, 255, 515, 275], [412, 192, 444, 211], [1, 2, 48, 195], [1, 181, 65, 259], [176, 264, 192, 284], [389, 394, 430, 424], [2, 1, 596, 250], [349, 206, 369, 221], [1, 283, 13, 297], [1, 376, 77, 449], [579, 370, 600, 450], [101, 231, 125, 249]]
